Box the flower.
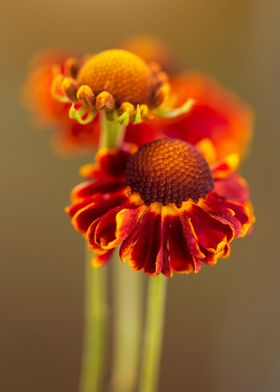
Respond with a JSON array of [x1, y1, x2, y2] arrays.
[[23, 48, 190, 153], [24, 45, 253, 158], [125, 73, 254, 160], [67, 138, 254, 277], [51, 49, 172, 126], [23, 50, 100, 153]]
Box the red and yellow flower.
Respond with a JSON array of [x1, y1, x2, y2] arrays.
[[51, 49, 171, 126], [67, 138, 254, 277], [24, 42, 253, 159], [23, 47, 190, 153]]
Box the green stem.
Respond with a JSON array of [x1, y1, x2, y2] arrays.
[[111, 253, 143, 392], [99, 112, 125, 149], [79, 246, 108, 392], [139, 276, 168, 392], [100, 111, 143, 392], [79, 111, 127, 392]]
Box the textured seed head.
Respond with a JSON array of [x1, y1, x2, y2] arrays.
[[126, 138, 214, 207], [77, 49, 155, 106]]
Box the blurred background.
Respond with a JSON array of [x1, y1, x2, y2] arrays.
[[1, 0, 279, 391]]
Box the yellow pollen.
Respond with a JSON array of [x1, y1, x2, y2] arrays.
[[77, 49, 154, 106]]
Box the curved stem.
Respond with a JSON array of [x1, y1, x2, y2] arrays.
[[111, 254, 143, 392], [139, 276, 168, 392], [79, 247, 108, 392]]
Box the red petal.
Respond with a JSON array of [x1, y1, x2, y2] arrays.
[[190, 204, 233, 254], [88, 204, 143, 250], [211, 154, 240, 179], [81, 146, 134, 180], [161, 214, 198, 274], [92, 249, 114, 268], [162, 73, 253, 161], [213, 174, 249, 203], [125, 121, 162, 147], [180, 212, 205, 262], [55, 116, 100, 154], [205, 194, 253, 237], [71, 180, 125, 200], [66, 194, 101, 217], [120, 209, 163, 275], [23, 55, 70, 126], [71, 191, 128, 233]]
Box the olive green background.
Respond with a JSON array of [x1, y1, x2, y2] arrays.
[[1, 0, 279, 391]]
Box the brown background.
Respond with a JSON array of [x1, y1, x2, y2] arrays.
[[1, 0, 279, 391]]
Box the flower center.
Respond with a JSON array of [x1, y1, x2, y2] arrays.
[[77, 49, 154, 106], [126, 138, 214, 207]]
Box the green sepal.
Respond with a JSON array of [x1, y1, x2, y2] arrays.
[[114, 105, 144, 126], [51, 85, 71, 104], [153, 98, 195, 119], [134, 105, 142, 124], [69, 103, 96, 125], [50, 75, 71, 104], [115, 110, 130, 126]]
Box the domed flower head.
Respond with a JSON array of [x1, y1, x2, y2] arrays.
[[24, 43, 252, 159], [23, 50, 100, 153], [51, 49, 188, 127], [67, 138, 254, 276]]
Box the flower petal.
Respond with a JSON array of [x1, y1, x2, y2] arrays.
[[212, 154, 240, 179], [88, 204, 144, 250], [91, 249, 114, 268], [55, 116, 100, 154], [195, 138, 217, 165], [190, 204, 233, 256], [71, 181, 126, 200], [213, 174, 249, 203], [161, 214, 199, 275], [81, 146, 134, 180], [71, 191, 127, 233], [206, 195, 254, 238], [120, 209, 163, 275], [162, 73, 254, 160]]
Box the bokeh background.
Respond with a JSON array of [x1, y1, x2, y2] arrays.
[[1, 0, 279, 391]]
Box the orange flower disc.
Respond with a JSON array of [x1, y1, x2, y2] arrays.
[[126, 138, 214, 207], [77, 49, 154, 106]]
